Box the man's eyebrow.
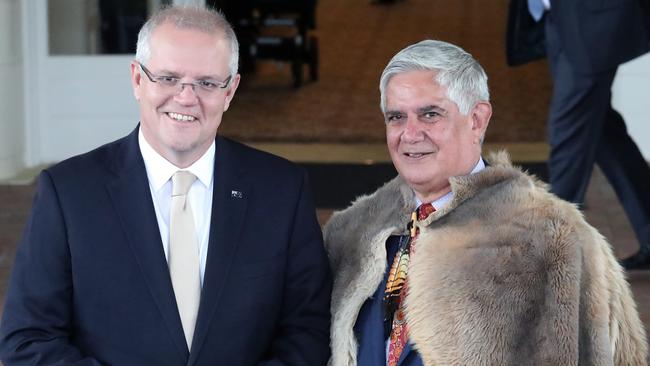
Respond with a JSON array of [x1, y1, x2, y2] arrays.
[[152, 68, 178, 75], [196, 73, 226, 80], [417, 105, 447, 115], [155, 69, 224, 80], [384, 110, 403, 117]]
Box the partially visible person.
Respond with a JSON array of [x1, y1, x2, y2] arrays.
[[324, 40, 647, 365], [0, 5, 331, 366], [530, 0, 650, 269]]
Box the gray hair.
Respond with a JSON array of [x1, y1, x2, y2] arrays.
[[379, 40, 489, 115], [135, 5, 239, 77]]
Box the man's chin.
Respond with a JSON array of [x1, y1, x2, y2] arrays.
[[400, 173, 434, 187], [170, 141, 199, 155]]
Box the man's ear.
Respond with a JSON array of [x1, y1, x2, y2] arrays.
[[223, 73, 241, 112], [130, 61, 142, 101], [471, 101, 492, 141]]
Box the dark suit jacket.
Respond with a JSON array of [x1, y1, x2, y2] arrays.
[[548, 0, 650, 73], [0, 127, 332, 366]]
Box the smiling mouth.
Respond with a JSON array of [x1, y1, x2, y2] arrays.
[[404, 152, 432, 158], [166, 112, 196, 122]]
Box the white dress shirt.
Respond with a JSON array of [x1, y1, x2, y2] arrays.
[[138, 129, 214, 285]]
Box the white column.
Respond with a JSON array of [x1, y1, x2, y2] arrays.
[[0, 0, 25, 180]]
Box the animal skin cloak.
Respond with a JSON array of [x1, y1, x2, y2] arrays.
[[324, 152, 647, 366]]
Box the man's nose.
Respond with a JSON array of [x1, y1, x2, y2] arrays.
[[174, 83, 199, 104], [401, 116, 424, 142]]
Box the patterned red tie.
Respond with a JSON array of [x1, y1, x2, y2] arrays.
[[385, 203, 435, 365]]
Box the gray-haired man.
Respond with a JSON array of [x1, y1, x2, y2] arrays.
[[324, 39, 647, 366], [0, 6, 331, 365]]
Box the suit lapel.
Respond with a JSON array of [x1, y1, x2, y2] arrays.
[[105, 128, 188, 363], [189, 137, 249, 363]]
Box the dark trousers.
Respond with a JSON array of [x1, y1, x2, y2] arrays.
[[545, 16, 650, 248]]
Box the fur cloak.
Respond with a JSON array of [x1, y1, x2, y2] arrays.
[[324, 152, 647, 365]]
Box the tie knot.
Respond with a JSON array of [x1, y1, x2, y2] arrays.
[[417, 203, 435, 221], [172, 171, 197, 196]]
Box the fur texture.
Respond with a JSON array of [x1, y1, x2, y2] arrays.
[[324, 152, 647, 365]]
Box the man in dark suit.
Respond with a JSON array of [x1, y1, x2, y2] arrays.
[[0, 5, 331, 365], [541, 0, 650, 269]]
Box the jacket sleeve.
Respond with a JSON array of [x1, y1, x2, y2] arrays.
[[0, 171, 103, 366], [258, 172, 332, 366]]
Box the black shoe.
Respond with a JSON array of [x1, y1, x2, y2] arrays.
[[620, 245, 650, 270]]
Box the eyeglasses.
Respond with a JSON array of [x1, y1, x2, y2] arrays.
[[138, 62, 232, 97]]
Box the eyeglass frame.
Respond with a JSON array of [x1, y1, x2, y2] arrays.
[[137, 62, 232, 96]]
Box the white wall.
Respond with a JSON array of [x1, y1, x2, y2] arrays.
[[612, 53, 650, 160], [0, 0, 24, 180], [38, 56, 139, 163]]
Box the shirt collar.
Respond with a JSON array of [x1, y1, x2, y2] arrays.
[[138, 128, 215, 191], [416, 156, 486, 210]]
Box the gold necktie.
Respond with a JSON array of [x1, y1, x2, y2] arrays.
[[169, 171, 201, 350]]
